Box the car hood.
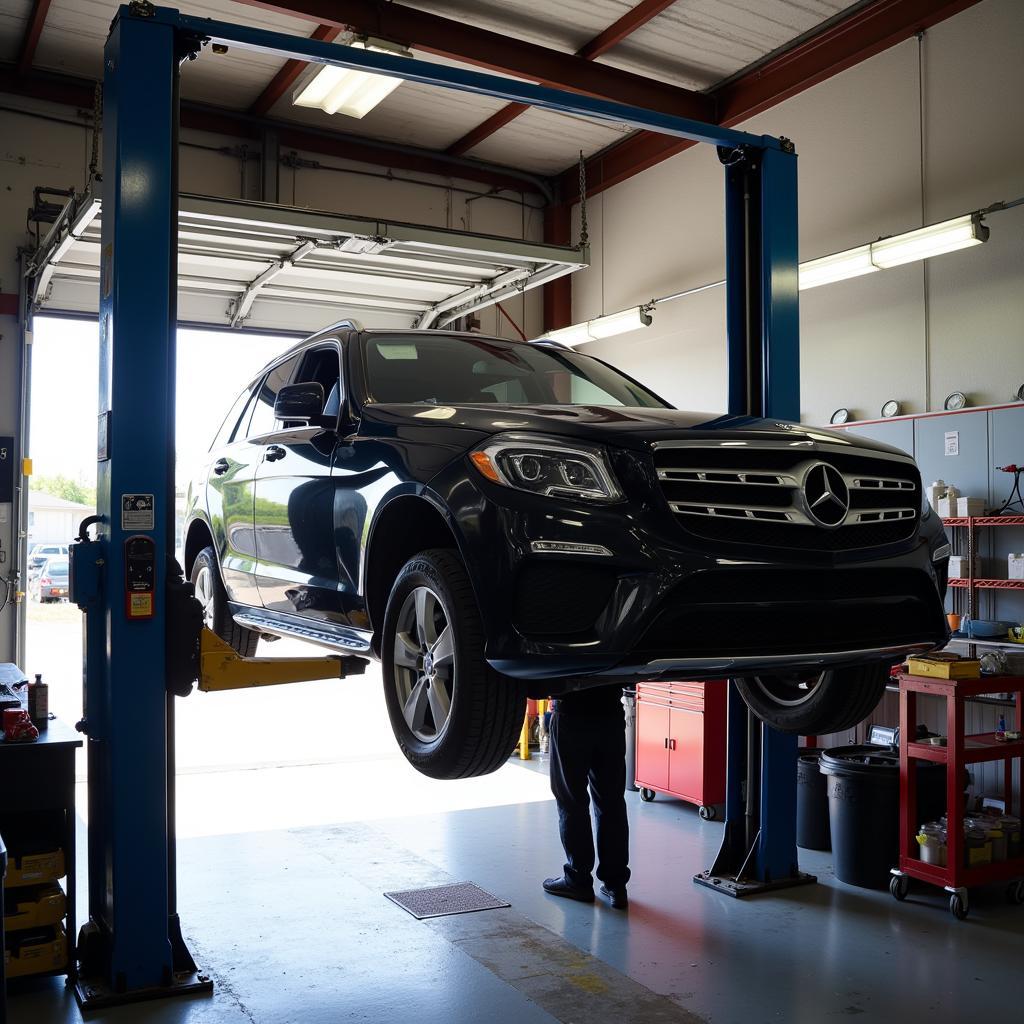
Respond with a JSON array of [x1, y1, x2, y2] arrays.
[[359, 403, 912, 459]]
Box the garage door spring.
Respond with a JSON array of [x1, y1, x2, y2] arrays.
[[89, 83, 102, 183], [577, 151, 589, 248]]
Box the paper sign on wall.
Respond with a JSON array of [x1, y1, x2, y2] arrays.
[[944, 431, 959, 457]]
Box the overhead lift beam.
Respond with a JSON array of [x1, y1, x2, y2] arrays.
[[77, 2, 802, 1006]]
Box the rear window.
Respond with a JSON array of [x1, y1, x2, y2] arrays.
[[45, 560, 68, 574]]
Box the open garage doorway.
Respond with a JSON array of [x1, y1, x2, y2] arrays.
[[25, 315, 552, 838]]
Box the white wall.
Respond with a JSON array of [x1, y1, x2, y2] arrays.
[[574, 0, 1024, 425]]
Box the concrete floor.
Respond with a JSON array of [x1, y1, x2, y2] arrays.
[[11, 610, 1023, 1023], [8, 771, 1023, 1024]]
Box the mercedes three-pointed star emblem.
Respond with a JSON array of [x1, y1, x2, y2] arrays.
[[802, 462, 850, 527]]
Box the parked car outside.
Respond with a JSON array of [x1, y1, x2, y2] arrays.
[[183, 326, 950, 779], [28, 544, 69, 580], [30, 556, 70, 603]]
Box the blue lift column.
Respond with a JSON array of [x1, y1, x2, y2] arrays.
[[71, 3, 211, 1007], [694, 139, 816, 897]]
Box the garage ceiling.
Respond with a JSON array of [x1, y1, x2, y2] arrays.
[[25, 190, 587, 333], [0, 0, 862, 177]]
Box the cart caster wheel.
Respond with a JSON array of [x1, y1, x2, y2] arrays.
[[889, 874, 909, 902], [698, 805, 716, 821], [949, 893, 968, 920], [1006, 880, 1024, 905], [639, 788, 655, 802]]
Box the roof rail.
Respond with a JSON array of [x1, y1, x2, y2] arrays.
[[318, 318, 364, 335]]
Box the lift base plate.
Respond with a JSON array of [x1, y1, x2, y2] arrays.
[[75, 970, 213, 1011], [693, 869, 816, 899]]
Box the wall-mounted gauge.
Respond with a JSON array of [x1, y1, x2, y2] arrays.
[[830, 408, 850, 425], [881, 400, 901, 418], [944, 391, 968, 411]]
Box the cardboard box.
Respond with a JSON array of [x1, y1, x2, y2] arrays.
[[957, 497, 986, 517], [949, 555, 979, 579]]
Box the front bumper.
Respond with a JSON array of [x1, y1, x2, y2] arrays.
[[429, 451, 950, 684]]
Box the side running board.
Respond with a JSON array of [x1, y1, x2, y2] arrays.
[[233, 612, 372, 654]]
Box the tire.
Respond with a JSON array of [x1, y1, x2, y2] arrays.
[[639, 788, 655, 803], [381, 548, 526, 780], [190, 546, 259, 657], [890, 874, 909, 902], [734, 664, 890, 735], [949, 892, 968, 921]]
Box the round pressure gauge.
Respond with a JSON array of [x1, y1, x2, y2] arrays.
[[881, 400, 901, 418], [830, 408, 850, 425], [944, 391, 968, 411]]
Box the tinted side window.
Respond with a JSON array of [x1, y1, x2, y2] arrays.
[[294, 344, 343, 422], [210, 386, 254, 450], [247, 355, 301, 438]]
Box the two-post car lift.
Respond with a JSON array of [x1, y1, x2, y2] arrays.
[[70, 2, 808, 1006]]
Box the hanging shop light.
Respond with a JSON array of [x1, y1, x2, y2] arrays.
[[799, 213, 990, 290], [543, 305, 654, 347], [293, 39, 413, 119]]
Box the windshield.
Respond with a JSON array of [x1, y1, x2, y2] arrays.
[[361, 334, 669, 409]]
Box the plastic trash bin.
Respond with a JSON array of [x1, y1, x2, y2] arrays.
[[820, 745, 945, 888], [796, 748, 831, 851]]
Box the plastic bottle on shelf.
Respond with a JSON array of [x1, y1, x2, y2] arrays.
[[926, 479, 947, 513]]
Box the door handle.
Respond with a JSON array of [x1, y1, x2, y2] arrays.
[[265, 445, 286, 463], [669, 739, 677, 751], [213, 458, 229, 476]]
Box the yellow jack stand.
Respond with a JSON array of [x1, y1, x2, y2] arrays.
[[198, 628, 367, 692]]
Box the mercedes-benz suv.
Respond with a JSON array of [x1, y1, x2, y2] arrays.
[[183, 324, 949, 779]]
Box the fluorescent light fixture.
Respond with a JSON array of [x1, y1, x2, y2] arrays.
[[543, 305, 653, 347], [292, 39, 412, 119], [799, 213, 989, 290], [798, 245, 878, 290], [869, 213, 988, 268]]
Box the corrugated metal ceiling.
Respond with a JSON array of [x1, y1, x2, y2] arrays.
[[3, 0, 865, 177]]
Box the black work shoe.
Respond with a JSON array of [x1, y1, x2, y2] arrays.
[[543, 877, 595, 903], [599, 884, 628, 909]]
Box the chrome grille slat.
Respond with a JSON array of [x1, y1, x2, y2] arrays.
[[653, 443, 920, 551]]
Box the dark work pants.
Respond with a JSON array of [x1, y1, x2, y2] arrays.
[[548, 711, 630, 891]]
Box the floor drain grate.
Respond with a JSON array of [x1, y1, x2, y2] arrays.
[[384, 881, 510, 920]]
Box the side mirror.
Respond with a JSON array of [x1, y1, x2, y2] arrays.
[[274, 382, 324, 424]]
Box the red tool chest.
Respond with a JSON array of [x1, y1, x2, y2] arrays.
[[635, 681, 727, 818]]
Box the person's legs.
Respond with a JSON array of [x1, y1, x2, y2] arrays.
[[590, 716, 630, 895], [547, 713, 596, 892]]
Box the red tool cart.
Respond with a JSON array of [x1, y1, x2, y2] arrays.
[[891, 672, 1024, 920], [635, 681, 726, 819]]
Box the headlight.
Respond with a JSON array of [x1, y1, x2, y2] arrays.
[[470, 434, 622, 503]]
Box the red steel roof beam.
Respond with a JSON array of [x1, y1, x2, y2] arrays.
[[17, 0, 53, 76], [558, 0, 983, 204], [237, 0, 711, 119], [249, 23, 341, 117], [447, 0, 680, 156]]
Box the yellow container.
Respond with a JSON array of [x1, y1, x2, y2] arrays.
[[906, 655, 981, 680], [4, 923, 67, 978], [4, 882, 66, 929], [4, 848, 66, 888]]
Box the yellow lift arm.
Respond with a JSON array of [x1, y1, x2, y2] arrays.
[[198, 628, 368, 692]]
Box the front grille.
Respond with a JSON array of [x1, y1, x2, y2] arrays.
[[653, 443, 920, 552]]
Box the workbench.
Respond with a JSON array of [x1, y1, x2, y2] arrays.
[[1, 717, 81, 982]]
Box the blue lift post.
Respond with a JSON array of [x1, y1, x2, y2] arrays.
[[75, 3, 808, 1004]]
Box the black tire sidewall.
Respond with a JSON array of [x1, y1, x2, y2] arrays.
[[381, 552, 481, 771]]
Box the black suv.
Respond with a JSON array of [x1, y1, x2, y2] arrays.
[[184, 323, 949, 778]]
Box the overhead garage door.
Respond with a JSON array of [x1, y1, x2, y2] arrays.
[[24, 189, 587, 334]]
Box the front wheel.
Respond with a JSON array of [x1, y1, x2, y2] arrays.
[[190, 546, 259, 657], [381, 549, 525, 780], [734, 664, 890, 735]]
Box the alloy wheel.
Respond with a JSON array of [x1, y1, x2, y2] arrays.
[[193, 565, 216, 630], [392, 585, 456, 742]]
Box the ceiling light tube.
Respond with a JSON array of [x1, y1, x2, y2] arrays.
[[543, 305, 653, 347], [293, 39, 413, 119], [868, 213, 988, 268], [798, 245, 878, 290]]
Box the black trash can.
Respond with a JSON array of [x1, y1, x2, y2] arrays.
[[796, 748, 831, 851], [820, 745, 945, 888], [623, 689, 637, 792]]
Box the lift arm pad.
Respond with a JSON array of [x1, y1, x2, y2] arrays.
[[198, 628, 368, 692]]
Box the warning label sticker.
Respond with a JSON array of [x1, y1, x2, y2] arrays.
[[121, 494, 155, 531]]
